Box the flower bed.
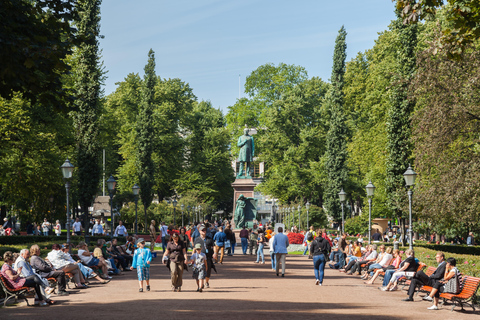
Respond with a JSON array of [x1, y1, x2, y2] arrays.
[[287, 232, 304, 244]]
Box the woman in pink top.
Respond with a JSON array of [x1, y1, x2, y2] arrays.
[[365, 249, 402, 285], [1, 251, 49, 306]]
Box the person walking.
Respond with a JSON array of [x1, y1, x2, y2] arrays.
[[193, 224, 216, 288], [213, 226, 227, 264], [41, 218, 51, 236], [149, 220, 157, 252], [272, 227, 289, 277], [131, 238, 152, 292], [310, 233, 331, 286], [189, 243, 206, 292], [255, 229, 266, 264], [163, 233, 188, 292], [269, 232, 276, 270], [239, 226, 249, 255], [54, 220, 61, 236], [160, 222, 169, 253], [249, 225, 258, 255]]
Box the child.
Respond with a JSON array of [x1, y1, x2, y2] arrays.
[[130, 238, 152, 292], [189, 243, 206, 292]]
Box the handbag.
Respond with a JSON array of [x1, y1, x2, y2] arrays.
[[444, 270, 460, 294]]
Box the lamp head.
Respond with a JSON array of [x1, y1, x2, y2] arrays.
[[60, 158, 75, 179]]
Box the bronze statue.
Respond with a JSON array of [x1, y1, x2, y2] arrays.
[[234, 194, 256, 228], [237, 128, 254, 179]]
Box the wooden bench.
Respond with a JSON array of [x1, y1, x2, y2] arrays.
[[0, 274, 32, 306], [400, 262, 427, 289], [440, 276, 480, 312]]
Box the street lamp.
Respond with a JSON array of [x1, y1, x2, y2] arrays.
[[181, 204, 185, 227], [338, 188, 347, 234], [305, 201, 310, 229], [60, 158, 74, 252], [132, 184, 140, 234], [403, 165, 417, 250], [172, 198, 177, 226], [297, 204, 301, 230], [107, 175, 117, 239], [365, 181, 376, 244]]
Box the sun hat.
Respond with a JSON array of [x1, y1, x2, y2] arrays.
[[136, 238, 145, 245]]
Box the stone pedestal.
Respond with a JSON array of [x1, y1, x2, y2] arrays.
[[231, 178, 256, 229]]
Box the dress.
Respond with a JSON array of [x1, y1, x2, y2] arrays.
[[132, 248, 152, 281]]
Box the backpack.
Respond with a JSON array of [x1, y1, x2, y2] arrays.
[[306, 232, 313, 242]]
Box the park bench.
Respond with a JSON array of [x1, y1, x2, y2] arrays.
[[0, 274, 32, 306], [440, 276, 480, 312], [400, 262, 428, 290], [47, 272, 74, 289]]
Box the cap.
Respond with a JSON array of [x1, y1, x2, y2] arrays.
[[195, 243, 202, 249], [136, 238, 145, 245], [198, 225, 206, 231]]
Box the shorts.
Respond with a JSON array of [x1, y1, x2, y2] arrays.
[[87, 258, 100, 267], [192, 266, 206, 280], [137, 266, 150, 281]]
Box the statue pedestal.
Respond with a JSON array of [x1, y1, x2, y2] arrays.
[[231, 178, 256, 229]]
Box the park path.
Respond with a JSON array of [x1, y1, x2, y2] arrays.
[[1, 250, 478, 320]]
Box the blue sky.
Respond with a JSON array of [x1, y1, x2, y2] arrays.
[[99, 1, 397, 114]]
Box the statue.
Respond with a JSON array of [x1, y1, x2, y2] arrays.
[[237, 127, 254, 179], [234, 194, 257, 228]]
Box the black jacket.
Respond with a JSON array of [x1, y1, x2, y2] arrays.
[[310, 236, 331, 256]]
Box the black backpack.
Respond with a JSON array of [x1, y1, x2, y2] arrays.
[[306, 232, 314, 242]]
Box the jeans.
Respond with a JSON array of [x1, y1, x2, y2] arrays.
[[313, 254, 326, 283], [383, 269, 396, 286], [333, 252, 345, 269], [43, 231, 49, 236], [161, 237, 167, 252], [241, 238, 248, 254], [303, 244, 309, 255], [231, 243, 235, 255], [270, 252, 276, 269], [256, 243, 265, 263]]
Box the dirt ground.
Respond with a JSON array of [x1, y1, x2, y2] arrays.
[[1, 250, 478, 320]]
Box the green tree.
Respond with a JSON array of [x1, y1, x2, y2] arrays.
[[72, 0, 103, 233], [137, 49, 156, 232], [0, 0, 76, 109], [385, 12, 417, 244], [324, 26, 349, 223], [257, 77, 329, 205], [176, 101, 234, 212], [394, 0, 480, 56]]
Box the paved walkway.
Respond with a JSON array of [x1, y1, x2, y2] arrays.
[[2, 252, 478, 319]]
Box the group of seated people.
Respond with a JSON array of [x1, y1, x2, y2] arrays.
[[0, 237, 136, 307], [331, 242, 462, 311]]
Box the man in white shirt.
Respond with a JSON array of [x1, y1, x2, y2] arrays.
[[41, 218, 51, 236], [114, 220, 128, 237], [160, 222, 169, 252], [91, 219, 104, 236], [72, 218, 83, 236]]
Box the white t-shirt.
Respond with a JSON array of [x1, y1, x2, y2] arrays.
[[78, 249, 93, 265], [269, 236, 275, 253], [115, 225, 127, 236], [190, 252, 206, 268], [378, 253, 393, 267], [160, 225, 168, 237], [55, 223, 61, 235]]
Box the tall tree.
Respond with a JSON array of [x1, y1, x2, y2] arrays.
[[385, 11, 417, 244], [72, 0, 103, 235], [324, 26, 349, 223], [137, 49, 156, 232]]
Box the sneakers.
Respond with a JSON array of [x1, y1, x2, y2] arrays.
[[57, 290, 69, 296], [262, 262, 265, 264], [319, 283, 322, 286], [146, 285, 150, 291], [380, 287, 389, 291], [205, 282, 209, 288], [389, 286, 398, 291], [315, 280, 320, 285], [139, 288, 143, 292], [427, 305, 439, 310], [402, 298, 414, 302], [199, 288, 202, 292], [423, 295, 433, 301]]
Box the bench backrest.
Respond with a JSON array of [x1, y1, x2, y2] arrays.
[[459, 276, 480, 297], [0, 274, 16, 291], [424, 266, 436, 276]]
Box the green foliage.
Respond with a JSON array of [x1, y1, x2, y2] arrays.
[[72, 0, 103, 224], [344, 215, 369, 236], [385, 13, 417, 223], [395, 0, 480, 57], [136, 49, 156, 230], [324, 26, 349, 222], [0, 0, 76, 109], [257, 77, 329, 205]]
